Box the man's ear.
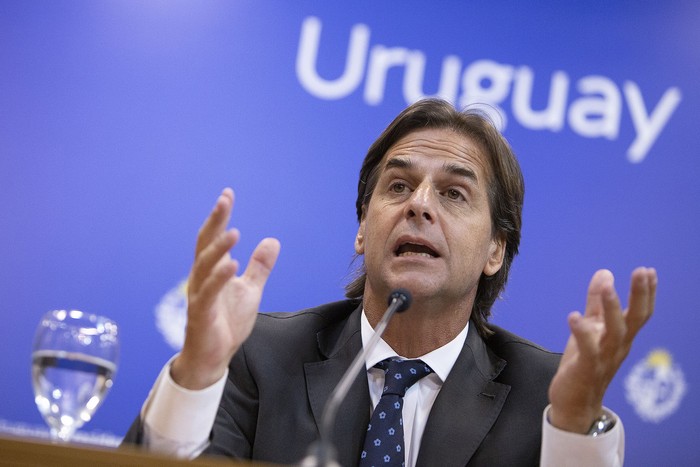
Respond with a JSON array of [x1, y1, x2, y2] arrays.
[[483, 234, 505, 277], [354, 208, 366, 254]]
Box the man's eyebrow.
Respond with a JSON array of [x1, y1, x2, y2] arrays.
[[384, 157, 412, 171], [443, 162, 478, 183], [383, 157, 479, 184]]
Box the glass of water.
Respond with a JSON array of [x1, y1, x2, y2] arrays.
[[31, 310, 119, 442]]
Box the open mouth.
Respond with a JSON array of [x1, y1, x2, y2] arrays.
[[395, 242, 439, 258]]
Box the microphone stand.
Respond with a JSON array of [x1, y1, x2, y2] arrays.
[[300, 289, 412, 467]]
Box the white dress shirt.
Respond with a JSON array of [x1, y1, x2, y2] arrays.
[[142, 310, 624, 466]]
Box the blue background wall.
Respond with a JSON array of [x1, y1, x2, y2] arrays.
[[1, 1, 698, 464]]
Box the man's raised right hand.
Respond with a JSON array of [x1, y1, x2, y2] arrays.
[[170, 188, 280, 390]]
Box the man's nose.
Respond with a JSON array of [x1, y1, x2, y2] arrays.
[[405, 183, 436, 222]]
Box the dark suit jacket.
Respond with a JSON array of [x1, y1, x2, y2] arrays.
[[124, 299, 560, 466]]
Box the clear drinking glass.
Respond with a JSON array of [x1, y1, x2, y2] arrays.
[[31, 310, 119, 442]]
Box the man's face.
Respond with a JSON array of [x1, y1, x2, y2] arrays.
[[355, 127, 505, 308]]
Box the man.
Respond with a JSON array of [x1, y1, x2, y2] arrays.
[[124, 99, 656, 466]]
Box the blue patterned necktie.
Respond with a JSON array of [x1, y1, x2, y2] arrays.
[[359, 358, 434, 467]]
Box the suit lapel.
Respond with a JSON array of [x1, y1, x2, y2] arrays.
[[304, 304, 371, 467], [416, 325, 510, 467]]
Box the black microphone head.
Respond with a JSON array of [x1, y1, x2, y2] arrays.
[[388, 288, 412, 313]]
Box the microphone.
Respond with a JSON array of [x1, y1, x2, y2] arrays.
[[300, 289, 412, 467], [389, 288, 412, 313]]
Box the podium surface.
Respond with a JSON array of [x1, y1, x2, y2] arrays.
[[0, 435, 273, 466]]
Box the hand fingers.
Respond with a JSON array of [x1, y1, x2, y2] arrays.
[[575, 267, 657, 357], [573, 269, 624, 356], [189, 228, 240, 292], [193, 256, 239, 317], [583, 269, 614, 318], [567, 311, 602, 355], [600, 278, 626, 348], [242, 237, 281, 290], [624, 267, 657, 340], [195, 188, 235, 257], [646, 267, 658, 317]]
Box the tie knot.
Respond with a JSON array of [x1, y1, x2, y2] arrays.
[[376, 358, 433, 397]]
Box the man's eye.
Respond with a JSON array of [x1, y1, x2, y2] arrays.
[[446, 189, 464, 200], [390, 183, 406, 193]]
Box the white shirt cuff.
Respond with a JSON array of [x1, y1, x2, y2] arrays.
[[540, 405, 625, 467], [141, 355, 227, 456]]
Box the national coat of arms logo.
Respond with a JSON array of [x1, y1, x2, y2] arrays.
[[624, 348, 687, 423], [154, 279, 188, 350]]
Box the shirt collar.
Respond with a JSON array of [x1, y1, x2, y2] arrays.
[[360, 309, 469, 383]]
